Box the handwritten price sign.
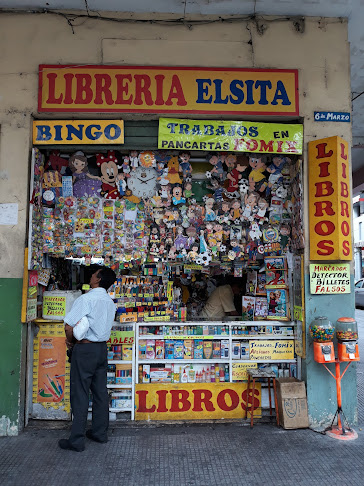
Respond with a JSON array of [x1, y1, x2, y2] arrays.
[[232, 362, 257, 381]]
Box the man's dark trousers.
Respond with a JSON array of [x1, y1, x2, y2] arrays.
[[69, 342, 109, 450]]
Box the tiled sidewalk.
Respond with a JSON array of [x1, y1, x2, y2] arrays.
[[1, 310, 364, 486], [1, 422, 364, 486]]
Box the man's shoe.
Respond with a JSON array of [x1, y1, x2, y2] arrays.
[[86, 430, 108, 443], [58, 439, 85, 452]]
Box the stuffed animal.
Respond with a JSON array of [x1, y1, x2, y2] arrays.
[[69, 151, 102, 198], [96, 151, 122, 200], [179, 152, 192, 179], [226, 156, 248, 197], [166, 156, 182, 185], [46, 151, 69, 174], [248, 154, 268, 192], [206, 153, 225, 181], [266, 156, 290, 194]]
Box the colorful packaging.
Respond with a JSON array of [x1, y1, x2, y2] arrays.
[[203, 341, 213, 360], [213, 341, 221, 359], [194, 340, 203, 359], [165, 340, 175, 359], [122, 344, 133, 361], [146, 340, 155, 360], [139, 340, 147, 360], [184, 339, 194, 359], [155, 340, 165, 359], [232, 343, 241, 359], [174, 340, 184, 359], [115, 364, 132, 384], [221, 340, 229, 359], [242, 296, 256, 321], [150, 367, 171, 383], [142, 365, 150, 383], [240, 342, 249, 360]]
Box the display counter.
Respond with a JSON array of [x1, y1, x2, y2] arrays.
[[132, 319, 296, 421]]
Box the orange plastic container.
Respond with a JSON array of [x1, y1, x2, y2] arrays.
[[313, 341, 335, 363], [337, 341, 360, 362]]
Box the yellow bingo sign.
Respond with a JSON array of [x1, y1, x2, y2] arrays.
[[33, 120, 124, 145], [135, 382, 261, 421], [249, 340, 294, 360], [38, 65, 298, 116]]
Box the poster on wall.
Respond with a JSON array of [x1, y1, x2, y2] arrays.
[[32, 323, 70, 412], [310, 263, 350, 294]]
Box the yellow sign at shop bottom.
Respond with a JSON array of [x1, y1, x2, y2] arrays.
[[135, 382, 261, 420]]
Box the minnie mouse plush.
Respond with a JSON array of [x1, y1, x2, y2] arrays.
[[96, 151, 122, 200]]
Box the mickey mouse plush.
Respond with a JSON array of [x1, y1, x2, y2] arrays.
[[96, 150, 122, 200]]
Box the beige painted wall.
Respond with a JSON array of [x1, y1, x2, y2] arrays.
[[0, 12, 351, 278]]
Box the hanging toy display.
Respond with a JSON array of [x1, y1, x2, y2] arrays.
[[32, 146, 301, 275]]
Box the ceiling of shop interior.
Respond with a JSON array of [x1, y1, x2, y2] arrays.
[[1, 0, 364, 189]]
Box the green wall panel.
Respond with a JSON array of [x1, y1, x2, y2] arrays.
[[0, 278, 23, 435]]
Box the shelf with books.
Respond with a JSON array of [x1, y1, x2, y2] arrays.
[[135, 321, 297, 385], [107, 324, 135, 420]]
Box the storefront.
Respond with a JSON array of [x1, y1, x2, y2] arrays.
[[22, 64, 309, 423], [0, 13, 356, 435]]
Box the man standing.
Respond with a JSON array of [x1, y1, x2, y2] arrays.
[[59, 266, 116, 452]]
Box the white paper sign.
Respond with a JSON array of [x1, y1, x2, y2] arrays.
[[0, 203, 18, 225]]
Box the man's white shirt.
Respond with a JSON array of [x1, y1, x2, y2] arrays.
[[64, 287, 116, 342]]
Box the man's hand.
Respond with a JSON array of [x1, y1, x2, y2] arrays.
[[65, 339, 74, 350], [64, 323, 76, 344]]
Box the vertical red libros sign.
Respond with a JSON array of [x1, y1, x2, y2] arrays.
[[308, 136, 352, 260]]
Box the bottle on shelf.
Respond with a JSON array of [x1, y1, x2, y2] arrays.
[[224, 365, 229, 382], [215, 364, 220, 383], [219, 366, 225, 382], [181, 367, 188, 383], [174, 366, 181, 383], [206, 366, 210, 383], [189, 365, 196, 383], [211, 364, 215, 382]]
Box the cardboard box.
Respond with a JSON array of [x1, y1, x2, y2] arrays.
[[276, 378, 309, 429]]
